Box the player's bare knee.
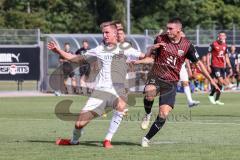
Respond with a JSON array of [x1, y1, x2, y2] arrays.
[[116, 102, 126, 112], [145, 84, 156, 93], [144, 85, 157, 101], [145, 95, 155, 101], [75, 121, 87, 129], [159, 106, 172, 119], [159, 111, 169, 119], [115, 97, 127, 112]]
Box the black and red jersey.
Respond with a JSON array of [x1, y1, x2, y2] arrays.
[[150, 34, 199, 82], [208, 40, 228, 68]]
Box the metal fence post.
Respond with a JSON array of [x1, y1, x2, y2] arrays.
[[196, 25, 200, 46]]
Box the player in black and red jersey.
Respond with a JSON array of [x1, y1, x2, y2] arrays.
[[207, 31, 232, 105], [134, 17, 220, 147]]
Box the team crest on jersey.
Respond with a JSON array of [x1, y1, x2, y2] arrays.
[[178, 50, 184, 56], [223, 46, 226, 50]]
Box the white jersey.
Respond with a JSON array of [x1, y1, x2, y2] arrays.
[[84, 43, 141, 91]]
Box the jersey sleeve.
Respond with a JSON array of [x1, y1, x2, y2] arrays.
[[186, 44, 199, 63], [79, 46, 99, 63], [151, 35, 162, 56], [125, 47, 142, 60], [84, 47, 98, 57], [154, 35, 162, 44]]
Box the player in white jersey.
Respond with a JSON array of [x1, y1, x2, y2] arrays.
[[103, 22, 134, 148], [179, 60, 200, 107], [179, 31, 199, 107], [48, 21, 145, 148]]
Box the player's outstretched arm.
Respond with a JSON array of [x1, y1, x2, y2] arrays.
[[48, 41, 84, 63], [134, 56, 154, 64], [133, 42, 165, 64], [145, 42, 166, 56], [185, 59, 193, 78], [196, 60, 220, 92]]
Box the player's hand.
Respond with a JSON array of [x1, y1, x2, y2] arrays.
[[210, 79, 221, 92], [126, 60, 137, 64], [152, 42, 166, 50], [229, 68, 233, 77], [207, 66, 212, 73], [47, 41, 59, 52]]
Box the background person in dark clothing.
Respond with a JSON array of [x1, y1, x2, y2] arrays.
[[59, 42, 77, 94], [75, 40, 91, 94]]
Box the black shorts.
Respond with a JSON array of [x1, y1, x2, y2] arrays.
[[211, 67, 225, 78], [144, 75, 177, 108], [79, 63, 90, 77], [62, 62, 75, 78]]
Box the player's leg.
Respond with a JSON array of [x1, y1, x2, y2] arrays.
[[71, 96, 106, 144], [142, 104, 172, 147], [56, 110, 98, 145], [224, 68, 234, 89], [141, 84, 157, 130], [71, 76, 77, 93], [215, 70, 225, 105], [237, 72, 240, 89], [203, 78, 209, 92], [56, 92, 105, 145], [71, 110, 98, 144], [182, 81, 200, 107], [104, 96, 126, 148], [208, 67, 219, 104], [142, 83, 177, 147], [180, 65, 199, 107]]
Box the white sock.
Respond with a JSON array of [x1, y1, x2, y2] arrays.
[[71, 127, 83, 144], [184, 85, 193, 104], [146, 112, 152, 120], [105, 110, 124, 141]]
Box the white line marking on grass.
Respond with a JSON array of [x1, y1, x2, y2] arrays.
[[0, 117, 240, 126], [152, 141, 179, 144]]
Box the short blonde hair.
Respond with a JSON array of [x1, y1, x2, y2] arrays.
[[112, 20, 124, 30], [100, 21, 117, 30]]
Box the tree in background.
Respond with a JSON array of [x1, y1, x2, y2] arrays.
[[0, 0, 240, 33]]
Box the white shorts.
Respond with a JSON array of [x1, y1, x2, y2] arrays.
[[179, 64, 189, 82], [81, 87, 125, 116]]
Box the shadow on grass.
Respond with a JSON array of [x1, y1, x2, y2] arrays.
[[25, 140, 56, 143], [23, 140, 140, 147], [81, 141, 140, 147]]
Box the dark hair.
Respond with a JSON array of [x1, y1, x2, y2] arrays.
[[117, 28, 124, 32], [218, 31, 226, 35], [168, 17, 183, 28], [82, 39, 88, 44], [113, 20, 122, 25], [64, 42, 70, 46]]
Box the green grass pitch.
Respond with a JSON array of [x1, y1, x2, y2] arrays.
[[0, 93, 240, 160]]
